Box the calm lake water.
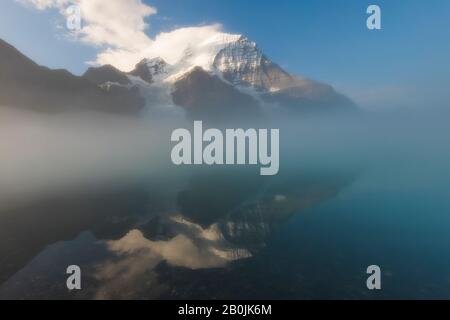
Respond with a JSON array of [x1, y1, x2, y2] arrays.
[[0, 112, 449, 299]]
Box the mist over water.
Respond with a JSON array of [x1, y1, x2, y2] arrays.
[[0, 103, 449, 299]]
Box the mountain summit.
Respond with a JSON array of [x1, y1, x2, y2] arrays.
[[213, 36, 294, 91]]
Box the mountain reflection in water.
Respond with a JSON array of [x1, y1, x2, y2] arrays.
[[0, 162, 355, 299]]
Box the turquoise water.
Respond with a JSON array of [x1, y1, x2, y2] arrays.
[[265, 171, 450, 299]]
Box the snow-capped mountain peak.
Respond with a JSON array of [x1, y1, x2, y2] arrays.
[[180, 32, 245, 72], [143, 32, 294, 92], [212, 36, 264, 86], [158, 32, 247, 83]]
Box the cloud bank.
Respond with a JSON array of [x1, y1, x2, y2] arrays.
[[17, 0, 225, 71]]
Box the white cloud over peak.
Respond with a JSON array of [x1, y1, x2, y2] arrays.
[[17, 0, 230, 71], [95, 24, 228, 71]]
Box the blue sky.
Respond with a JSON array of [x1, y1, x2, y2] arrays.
[[1, 0, 450, 108]]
